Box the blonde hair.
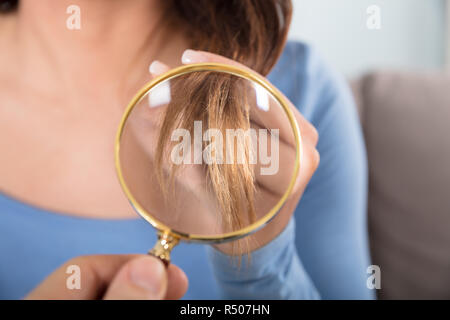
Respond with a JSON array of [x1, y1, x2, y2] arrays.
[[154, 1, 292, 254]]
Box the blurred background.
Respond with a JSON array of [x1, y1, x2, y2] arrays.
[[287, 0, 450, 300], [289, 0, 448, 77]]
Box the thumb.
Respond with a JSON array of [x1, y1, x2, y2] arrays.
[[103, 256, 167, 300]]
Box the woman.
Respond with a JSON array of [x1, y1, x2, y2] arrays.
[[0, 0, 373, 299]]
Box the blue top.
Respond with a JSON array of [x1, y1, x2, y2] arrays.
[[0, 42, 374, 300]]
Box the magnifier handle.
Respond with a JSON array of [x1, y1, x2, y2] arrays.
[[148, 231, 179, 267]]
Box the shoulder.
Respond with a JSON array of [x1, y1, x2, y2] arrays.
[[270, 41, 326, 77], [268, 41, 355, 125]]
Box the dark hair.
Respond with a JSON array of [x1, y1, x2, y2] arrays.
[[167, 0, 292, 76], [0, 0, 16, 12]]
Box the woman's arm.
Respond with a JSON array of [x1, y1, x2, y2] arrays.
[[207, 218, 320, 299], [289, 43, 374, 299]]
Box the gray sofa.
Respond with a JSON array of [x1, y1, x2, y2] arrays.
[[352, 71, 450, 299]]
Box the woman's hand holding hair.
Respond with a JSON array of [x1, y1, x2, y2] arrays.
[[149, 50, 320, 254]]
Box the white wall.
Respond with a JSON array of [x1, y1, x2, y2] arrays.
[[288, 0, 447, 77], [447, 0, 450, 67]]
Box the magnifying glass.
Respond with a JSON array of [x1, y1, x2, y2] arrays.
[[115, 63, 301, 265]]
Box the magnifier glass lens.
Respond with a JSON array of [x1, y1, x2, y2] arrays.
[[118, 69, 297, 237]]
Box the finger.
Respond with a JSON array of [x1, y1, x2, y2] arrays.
[[181, 49, 319, 149], [215, 141, 319, 255], [25, 254, 138, 300], [164, 264, 189, 300], [182, 49, 250, 70], [103, 256, 168, 300], [254, 138, 319, 204], [249, 121, 297, 196], [149, 60, 171, 77], [250, 143, 319, 251]]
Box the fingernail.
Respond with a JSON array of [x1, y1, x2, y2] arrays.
[[149, 60, 167, 75], [129, 257, 166, 296], [181, 49, 203, 64]]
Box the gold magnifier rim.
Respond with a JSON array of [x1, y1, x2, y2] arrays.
[[115, 62, 302, 243]]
